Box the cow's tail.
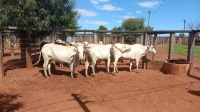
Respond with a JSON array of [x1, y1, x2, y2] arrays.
[[32, 51, 42, 66]]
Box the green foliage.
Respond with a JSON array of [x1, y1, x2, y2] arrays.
[[97, 25, 107, 34], [111, 26, 123, 34], [179, 33, 185, 37], [124, 36, 136, 44], [98, 25, 107, 30], [166, 44, 200, 58], [112, 26, 123, 30], [145, 26, 154, 31], [122, 18, 145, 30], [0, 0, 79, 29]]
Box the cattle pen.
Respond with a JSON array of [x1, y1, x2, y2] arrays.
[[0, 26, 200, 78]]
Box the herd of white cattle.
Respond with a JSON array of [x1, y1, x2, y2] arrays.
[[33, 39, 156, 78]]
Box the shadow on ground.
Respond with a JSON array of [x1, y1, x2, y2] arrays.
[[0, 93, 24, 112]]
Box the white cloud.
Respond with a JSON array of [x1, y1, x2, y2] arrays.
[[138, 1, 161, 8], [101, 4, 123, 11], [83, 20, 109, 25], [123, 15, 135, 19], [91, 0, 98, 4], [136, 10, 142, 14], [116, 20, 122, 24], [98, 0, 109, 2], [90, 0, 109, 5], [77, 9, 97, 17]]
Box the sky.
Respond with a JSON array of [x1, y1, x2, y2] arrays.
[[75, 0, 200, 30]]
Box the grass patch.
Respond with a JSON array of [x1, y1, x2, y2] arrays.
[[166, 44, 200, 58]]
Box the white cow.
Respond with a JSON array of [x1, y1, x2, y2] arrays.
[[84, 44, 112, 77], [111, 43, 156, 74], [33, 43, 84, 78]]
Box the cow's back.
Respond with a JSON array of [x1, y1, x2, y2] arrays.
[[41, 44, 78, 64]]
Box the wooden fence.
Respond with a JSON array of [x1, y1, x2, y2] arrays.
[[0, 26, 199, 78]]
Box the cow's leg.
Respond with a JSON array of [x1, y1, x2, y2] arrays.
[[136, 58, 140, 73], [129, 59, 133, 72], [91, 59, 97, 77], [107, 58, 110, 74], [84, 57, 89, 77], [43, 60, 49, 77], [113, 57, 119, 75], [47, 63, 52, 76], [72, 66, 76, 78], [104, 60, 107, 72], [69, 64, 74, 78]]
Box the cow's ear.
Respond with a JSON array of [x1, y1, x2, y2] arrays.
[[72, 43, 78, 48]]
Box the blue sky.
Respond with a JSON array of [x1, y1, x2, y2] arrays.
[[75, 0, 200, 30]]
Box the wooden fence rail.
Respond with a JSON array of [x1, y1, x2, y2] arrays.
[[0, 27, 200, 78]]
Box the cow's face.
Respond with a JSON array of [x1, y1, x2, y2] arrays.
[[77, 46, 84, 60], [149, 45, 156, 53]]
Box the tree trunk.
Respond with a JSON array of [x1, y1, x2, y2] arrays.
[[20, 32, 26, 62], [10, 44, 14, 57], [25, 31, 32, 68]]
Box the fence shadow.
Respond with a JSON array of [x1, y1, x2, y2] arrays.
[[71, 94, 92, 112], [187, 90, 200, 96], [0, 93, 24, 112], [3, 58, 26, 76], [188, 74, 200, 81]]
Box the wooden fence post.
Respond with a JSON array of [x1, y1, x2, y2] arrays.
[[121, 35, 124, 44], [152, 34, 158, 60], [168, 33, 175, 59], [93, 32, 97, 44], [142, 33, 147, 69], [187, 32, 196, 74], [0, 32, 4, 78]]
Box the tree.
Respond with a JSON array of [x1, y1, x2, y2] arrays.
[[145, 26, 154, 31], [97, 25, 107, 34], [111, 26, 123, 34], [0, 0, 79, 29], [112, 26, 123, 30], [0, 0, 80, 68], [98, 25, 107, 30], [187, 20, 200, 30], [122, 18, 145, 30], [179, 33, 185, 37]]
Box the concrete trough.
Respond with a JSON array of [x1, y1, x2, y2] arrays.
[[163, 59, 190, 75]]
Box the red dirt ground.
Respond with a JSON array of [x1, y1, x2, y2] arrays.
[[0, 45, 200, 112]]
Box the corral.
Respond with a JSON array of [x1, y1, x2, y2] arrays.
[[0, 28, 200, 112]]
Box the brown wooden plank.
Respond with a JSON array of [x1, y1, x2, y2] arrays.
[[93, 32, 97, 44], [187, 32, 196, 74], [168, 33, 175, 59], [0, 32, 4, 78], [142, 33, 147, 69]]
